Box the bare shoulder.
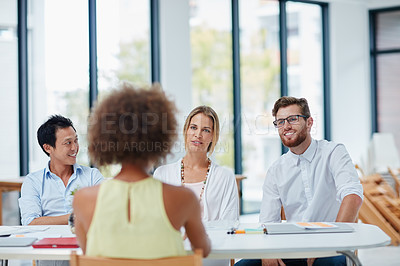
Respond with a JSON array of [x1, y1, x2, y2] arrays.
[[162, 183, 197, 205], [73, 185, 100, 207]]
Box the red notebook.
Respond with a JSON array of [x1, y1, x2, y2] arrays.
[[32, 237, 79, 248]]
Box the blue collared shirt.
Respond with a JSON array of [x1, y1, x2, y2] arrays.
[[18, 162, 104, 225]]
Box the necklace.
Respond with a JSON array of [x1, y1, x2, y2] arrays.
[[181, 158, 211, 202]]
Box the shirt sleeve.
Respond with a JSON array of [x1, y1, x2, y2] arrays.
[[329, 144, 364, 201], [92, 168, 105, 185], [259, 168, 282, 223], [153, 167, 162, 181], [18, 175, 42, 225], [219, 168, 239, 221]]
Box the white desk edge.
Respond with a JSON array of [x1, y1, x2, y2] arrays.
[[0, 223, 391, 260]]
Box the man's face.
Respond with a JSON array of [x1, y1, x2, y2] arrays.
[[276, 105, 311, 148], [45, 127, 79, 166]]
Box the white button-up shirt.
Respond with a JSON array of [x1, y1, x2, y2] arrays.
[[259, 139, 363, 223]]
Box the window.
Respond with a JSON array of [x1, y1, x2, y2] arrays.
[[97, 0, 151, 176], [0, 0, 20, 225], [0, 0, 18, 179], [240, 0, 328, 213], [97, 0, 151, 96], [189, 0, 234, 168], [371, 8, 400, 152], [189, 0, 329, 214], [239, 0, 281, 213], [286, 2, 324, 139], [29, 0, 90, 171]]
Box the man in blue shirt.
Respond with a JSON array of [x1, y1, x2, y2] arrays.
[[19, 115, 104, 226]]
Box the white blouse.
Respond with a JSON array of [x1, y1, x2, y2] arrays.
[[153, 159, 239, 222]]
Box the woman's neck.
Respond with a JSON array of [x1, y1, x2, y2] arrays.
[[183, 152, 209, 169], [114, 162, 149, 182]]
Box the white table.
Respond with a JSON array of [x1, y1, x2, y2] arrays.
[[0, 225, 77, 260], [202, 223, 390, 265], [0, 223, 390, 265]]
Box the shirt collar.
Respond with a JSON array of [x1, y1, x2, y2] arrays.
[[45, 161, 81, 178], [301, 139, 317, 162], [287, 139, 317, 165]]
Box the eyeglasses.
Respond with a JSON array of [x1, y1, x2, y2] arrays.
[[273, 115, 308, 128]]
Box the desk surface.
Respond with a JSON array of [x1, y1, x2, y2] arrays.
[[0, 223, 390, 260], [202, 223, 390, 259]]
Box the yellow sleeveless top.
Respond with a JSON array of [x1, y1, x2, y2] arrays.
[[86, 177, 186, 259]]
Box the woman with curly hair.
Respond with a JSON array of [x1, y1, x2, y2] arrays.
[[72, 82, 211, 259], [154, 106, 239, 222]]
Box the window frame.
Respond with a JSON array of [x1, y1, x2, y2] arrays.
[[369, 6, 400, 134]]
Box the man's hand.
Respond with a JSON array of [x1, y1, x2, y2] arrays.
[[28, 214, 70, 225], [261, 259, 286, 266], [307, 258, 316, 266]]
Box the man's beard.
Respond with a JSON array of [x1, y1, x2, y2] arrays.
[[280, 126, 307, 148]]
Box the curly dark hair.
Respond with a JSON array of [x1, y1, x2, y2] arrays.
[[272, 96, 311, 117], [87, 82, 177, 166]]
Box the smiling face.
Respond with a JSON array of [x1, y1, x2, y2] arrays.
[[276, 104, 313, 154], [44, 126, 79, 166], [185, 113, 214, 154]]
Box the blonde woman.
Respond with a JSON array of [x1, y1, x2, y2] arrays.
[[154, 106, 239, 222]]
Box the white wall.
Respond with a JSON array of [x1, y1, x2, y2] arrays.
[[368, 0, 400, 9], [329, 0, 371, 164], [327, 0, 400, 165], [159, 0, 192, 162]]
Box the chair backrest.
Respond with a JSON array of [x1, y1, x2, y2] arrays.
[[70, 250, 203, 266]]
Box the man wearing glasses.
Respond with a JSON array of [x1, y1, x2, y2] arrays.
[[237, 97, 363, 266]]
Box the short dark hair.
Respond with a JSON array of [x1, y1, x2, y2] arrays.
[[87, 82, 177, 167], [37, 115, 76, 156], [272, 96, 311, 117]]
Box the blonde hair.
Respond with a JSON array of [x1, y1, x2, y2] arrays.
[[183, 106, 220, 155]]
